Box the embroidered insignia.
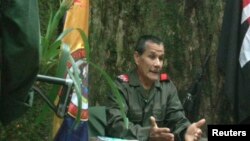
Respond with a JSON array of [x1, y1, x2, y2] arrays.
[[160, 73, 169, 81], [118, 74, 129, 82]]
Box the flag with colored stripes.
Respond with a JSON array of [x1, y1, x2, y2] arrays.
[[217, 0, 250, 123], [53, 0, 90, 140]]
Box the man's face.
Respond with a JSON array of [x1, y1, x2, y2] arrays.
[[134, 41, 165, 84]]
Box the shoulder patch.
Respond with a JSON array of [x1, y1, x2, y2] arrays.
[[160, 73, 169, 81], [117, 74, 129, 82]]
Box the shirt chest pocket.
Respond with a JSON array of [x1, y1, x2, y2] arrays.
[[127, 108, 143, 124], [152, 107, 166, 127]]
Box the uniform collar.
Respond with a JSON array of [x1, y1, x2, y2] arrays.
[[128, 69, 161, 88]]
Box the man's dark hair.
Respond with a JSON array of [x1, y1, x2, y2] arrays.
[[135, 35, 163, 55]]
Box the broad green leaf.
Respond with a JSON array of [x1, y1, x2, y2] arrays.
[[76, 28, 90, 62], [89, 61, 129, 128]]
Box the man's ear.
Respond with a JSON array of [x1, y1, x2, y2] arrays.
[[134, 51, 140, 65]]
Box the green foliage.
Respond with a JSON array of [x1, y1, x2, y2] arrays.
[[39, 0, 129, 130], [77, 28, 129, 128], [40, 0, 73, 75], [36, 0, 74, 125], [89, 61, 129, 128]]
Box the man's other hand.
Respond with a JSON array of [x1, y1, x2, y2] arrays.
[[149, 116, 174, 141], [185, 118, 206, 141]]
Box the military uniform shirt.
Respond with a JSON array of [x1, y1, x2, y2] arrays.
[[106, 69, 191, 141]]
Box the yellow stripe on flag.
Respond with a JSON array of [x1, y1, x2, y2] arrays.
[[63, 0, 89, 53], [52, 0, 89, 138]]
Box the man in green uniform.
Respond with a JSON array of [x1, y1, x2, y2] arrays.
[[0, 0, 40, 125], [106, 35, 206, 141]]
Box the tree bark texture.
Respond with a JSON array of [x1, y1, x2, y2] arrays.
[[0, 0, 231, 139], [88, 0, 234, 128]]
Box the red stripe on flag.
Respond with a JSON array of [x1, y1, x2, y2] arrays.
[[247, 17, 250, 24], [242, 0, 250, 24], [67, 102, 88, 121], [243, 0, 250, 8]]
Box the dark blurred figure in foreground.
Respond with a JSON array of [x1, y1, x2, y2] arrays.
[[0, 0, 40, 125]]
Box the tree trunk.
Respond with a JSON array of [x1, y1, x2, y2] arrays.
[[89, 0, 234, 129]]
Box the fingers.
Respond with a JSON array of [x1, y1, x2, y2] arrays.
[[150, 132, 175, 141], [195, 129, 202, 136], [150, 116, 171, 133], [150, 116, 173, 141], [185, 119, 206, 141], [150, 116, 175, 141], [157, 127, 171, 133], [193, 119, 205, 140], [160, 132, 175, 141], [150, 116, 158, 128], [192, 125, 203, 141], [194, 129, 203, 139], [195, 118, 206, 128]]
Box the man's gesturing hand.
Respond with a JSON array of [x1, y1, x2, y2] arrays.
[[185, 118, 206, 141], [149, 116, 174, 141]]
